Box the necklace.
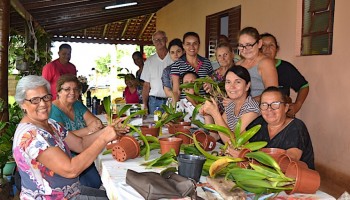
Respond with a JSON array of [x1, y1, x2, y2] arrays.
[[267, 118, 292, 139]]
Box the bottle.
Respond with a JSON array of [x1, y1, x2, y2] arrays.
[[92, 96, 98, 115], [86, 90, 91, 110], [153, 107, 162, 122]]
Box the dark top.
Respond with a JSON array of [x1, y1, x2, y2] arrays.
[[276, 59, 308, 96], [248, 116, 315, 169]]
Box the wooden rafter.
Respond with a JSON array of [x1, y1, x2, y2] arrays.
[[139, 13, 155, 39], [121, 19, 131, 38], [102, 24, 108, 38]]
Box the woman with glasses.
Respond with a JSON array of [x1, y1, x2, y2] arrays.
[[200, 66, 260, 143], [13, 75, 129, 199], [248, 86, 314, 169], [50, 74, 104, 189], [236, 27, 278, 101]]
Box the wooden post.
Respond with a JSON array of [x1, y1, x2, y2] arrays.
[[0, 0, 10, 124]]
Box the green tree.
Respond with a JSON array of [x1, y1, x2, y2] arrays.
[[144, 45, 156, 58], [95, 54, 111, 76]]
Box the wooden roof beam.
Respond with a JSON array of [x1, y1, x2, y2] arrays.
[[121, 19, 131, 38], [139, 13, 154, 39], [102, 24, 108, 38]]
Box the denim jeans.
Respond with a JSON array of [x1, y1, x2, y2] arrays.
[[71, 185, 108, 200], [79, 163, 102, 189], [148, 96, 167, 114]]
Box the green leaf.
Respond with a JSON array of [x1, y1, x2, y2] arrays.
[[103, 96, 111, 123], [123, 109, 147, 126], [226, 168, 268, 182], [118, 104, 132, 117], [234, 119, 242, 141], [249, 163, 281, 178], [245, 151, 281, 171], [180, 82, 195, 89], [236, 124, 261, 147], [191, 104, 202, 123], [242, 141, 267, 151], [128, 124, 150, 160], [142, 149, 176, 168], [184, 92, 207, 103], [194, 82, 200, 95], [203, 124, 235, 147]]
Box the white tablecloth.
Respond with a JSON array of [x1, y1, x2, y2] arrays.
[[96, 149, 335, 200]]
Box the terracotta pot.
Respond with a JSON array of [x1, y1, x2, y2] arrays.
[[112, 135, 140, 162], [175, 126, 193, 144], [276, 154, 292, 173], [261, 148, 287, 160], [106, 139, 119, 150], [285, 161, 320, 194], [140, 125, 160, 137], [192, 130, 216, 151], [168, 122, 191, 134], [159, 137, 183, 155], [227, 148, 251, 168]]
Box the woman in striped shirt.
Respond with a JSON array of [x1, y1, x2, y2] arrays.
[[200, 66, 260, 143], [170, 32, 213, 103]]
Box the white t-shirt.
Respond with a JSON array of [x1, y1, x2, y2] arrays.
[[140, 52, 173, 98]]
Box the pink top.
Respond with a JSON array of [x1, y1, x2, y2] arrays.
[[123, 87, 139, 104], [42, 59, 77, 100]]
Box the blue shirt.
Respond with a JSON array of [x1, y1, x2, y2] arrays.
[[50, 101, 87, 131]]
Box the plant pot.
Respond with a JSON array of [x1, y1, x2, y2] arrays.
[[2, 161, 16, 176], [168, 121, 191, 134], [227, 148, 251, 168], [261, 148, 286, 160], [106, 139, 119, 150], [177, 154, 206, 182], [112, 135, 140, 162], [140, 126, 160, 137], [193, 130, 216, 151], [159, 137, 183, 155], [175, 126, 193, 144], [285, 161, 320, 194]]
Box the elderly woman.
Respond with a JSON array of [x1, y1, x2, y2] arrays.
[[248, 86, 314, 169], [171, 32, 213, 103], [236, 27, 278, 101], [211, 42, 235, 83], [13, 75, 128, 199], [50, 74, 104, 188], [200, 66, 261, 143]]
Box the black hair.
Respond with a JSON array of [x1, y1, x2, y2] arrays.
[[260, 32, 280, 49], [183, 32, 200, 44], [261, 86, 288, 102], [59, 43, 71, 51], [132, 51, 142, 58], [181, 71, 199, 83], [168, 38, 184, 52], [224, 65, 251, 95]]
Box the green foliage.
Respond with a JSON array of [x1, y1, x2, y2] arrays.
[[8, 29, 52, 76], [144, 46, 156, 57], [0, 100, 23, 177], [95, 54, 111, 75]]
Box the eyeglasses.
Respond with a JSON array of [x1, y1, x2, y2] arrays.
[[153, 37, 165, 43], [24, 94, 53, 104], [61, 87, 80, 93], [237, 40, 259, 50], [260, 101, 285, 111]]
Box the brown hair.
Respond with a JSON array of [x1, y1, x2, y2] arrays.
[[56, 74, 81, 93], [238, 27, 261, 41]]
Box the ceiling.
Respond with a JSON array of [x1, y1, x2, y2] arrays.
[[10, 0, 173, 45]]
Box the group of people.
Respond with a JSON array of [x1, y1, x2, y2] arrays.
[[11, 26, 314, 199]]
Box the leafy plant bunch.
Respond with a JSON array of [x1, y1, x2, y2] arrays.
[[0, 99, 23, 177], [9, 28, 52, 76], [180, 76, 225, 104]]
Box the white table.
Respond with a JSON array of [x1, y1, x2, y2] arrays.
[[96, 149, 336, 200]]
